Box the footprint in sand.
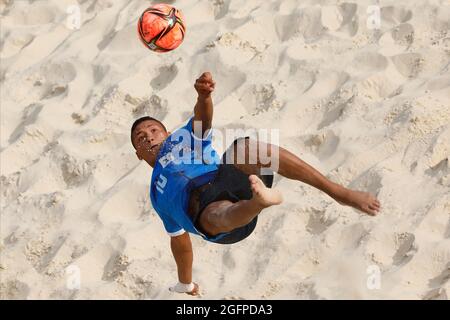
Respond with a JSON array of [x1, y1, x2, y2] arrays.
[[36, 235, 69, 275], [304, 130, 340, 161], [423, 287, 448, 300], [92, 64, 110, 85], [248, 214, 286, 281], [391, 23, 415, 46], [24, 233, 65, 274], [8, 103, 44, 144], [338, 3, 358, 37], [239, 84, 283, 115], [131, 94, 169, 120], [211, 0, 231, 20], [391, 53, 424, 78], [425, 159, 449, 182], [274, 11, 301, 42], [321, 3, 358, 36], [102, 252, 130, 281], [0, 173, 22, 209], [423, 259, 450, 300], [306, 208, 335, 235], [392, 232, 417, 266], [38, 61, 77, 100], [429, 6, 450, 32], [275, 6, 324, 42], [380, 6, 412, 25], [222, 249, 236, 270], [317, 97, 352, 130], [59, 152, 96, 188], [150, 64, 179, 90], [0, 280, 30, 299], [303, 71, 349, 100], [1, 123, 54, 176]]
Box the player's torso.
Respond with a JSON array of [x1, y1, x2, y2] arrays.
[[150, 137, 219, 222]]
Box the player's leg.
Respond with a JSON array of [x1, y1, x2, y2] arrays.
[[197, 175, 282, 236], [225, 137, 380, 215]]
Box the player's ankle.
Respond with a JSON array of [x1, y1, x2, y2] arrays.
[[331, 185, 351, 204], [249, 197, 269, 209]]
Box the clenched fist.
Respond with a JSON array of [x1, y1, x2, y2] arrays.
[[194, 72, 215, 98]]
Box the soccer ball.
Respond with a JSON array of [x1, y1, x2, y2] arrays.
[[137, 4, 186, 53]]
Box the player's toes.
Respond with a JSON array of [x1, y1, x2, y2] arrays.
[[367, 205, 379, 215], [250, 184, 260, 195], [249, 176, 260, 191], [249, 175, 261, 185]]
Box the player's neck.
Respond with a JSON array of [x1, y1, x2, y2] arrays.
[[145, 145, 162, 168]]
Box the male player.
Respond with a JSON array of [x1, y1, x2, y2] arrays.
[[131, 72, 380, 296]]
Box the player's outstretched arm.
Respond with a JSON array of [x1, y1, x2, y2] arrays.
[[193, 71, 215, 138], [169, 232, 199, 296]]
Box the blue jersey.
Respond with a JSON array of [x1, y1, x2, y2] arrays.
[[149, 117, 226, 242]]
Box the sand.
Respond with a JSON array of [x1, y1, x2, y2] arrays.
[[0, 0, 449, 299]]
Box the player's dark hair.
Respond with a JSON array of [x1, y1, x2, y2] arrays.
[[131, 116, 167, 149]]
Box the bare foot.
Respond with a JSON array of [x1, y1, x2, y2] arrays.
[[249, 175, 283, 208], [186, 283, 200, 296], [339, 189, 381, 216]]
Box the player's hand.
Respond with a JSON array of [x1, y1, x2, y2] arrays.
[[194, 72, 215, 97], [169, 282, 200, 296]]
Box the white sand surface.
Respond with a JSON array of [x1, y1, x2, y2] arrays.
[[1, 0, 449, 299]]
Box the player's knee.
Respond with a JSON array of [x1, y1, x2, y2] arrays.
[[238, 138, 275, 168], [223, 137, 276, 170], [234, 137, 260, 165]]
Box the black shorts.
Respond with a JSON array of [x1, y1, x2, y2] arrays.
[[191, 138, 274, 244]]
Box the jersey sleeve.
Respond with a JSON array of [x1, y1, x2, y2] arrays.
[[178, 116, 220, 166], [184, 116, 213, 143]]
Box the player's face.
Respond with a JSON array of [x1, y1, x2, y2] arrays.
[[133, 120, 168, 158]]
